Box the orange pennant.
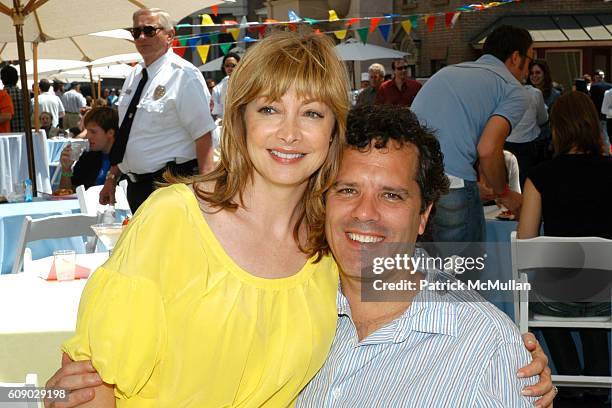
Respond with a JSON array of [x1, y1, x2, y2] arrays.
[[369, 17, 382, 33], [211, 5, 218, 17]]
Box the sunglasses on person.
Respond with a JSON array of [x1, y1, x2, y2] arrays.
[[128, 25, 163, 39], [224, 63, 237, 69], [395, 66, 408, 71]]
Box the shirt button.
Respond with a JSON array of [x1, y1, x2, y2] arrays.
[[332, 387, 341, 399]]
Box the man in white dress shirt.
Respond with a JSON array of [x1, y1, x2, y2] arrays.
[[100, 7, 215, 212], [32, 79, 65, 128], [61, 82, 86, 129]]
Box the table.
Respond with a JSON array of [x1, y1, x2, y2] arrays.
[[0, 199, 81, 274], [0, 132, 51, 195], [0, 252, 108, 383], [484, 205, 518, 319]]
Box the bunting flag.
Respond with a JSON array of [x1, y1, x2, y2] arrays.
[[356, 27, 369, 44], [187, 38, 199, 48], [265, 18, 278, 23], [220, 43, 233, 55], [451, 12, 462, 28], [172, 39, 186, 57], [345, 17, 359, 27], [329, 10, 347, 40], [401, 19, 412, 35], [445, 12, 455, 28], [426, 15, 436, 32], [378, 24, 391, 41], [369, 17, 382, 33], [211, 5, 218, 17], [178, 37, 188, 47], [243, 36, 257, 43], [228, 28, 240, 41], [209, 33, 219, 44], [288, 23, 298, 32], [200, 14, 214, 26], [409, 15, 418, 29], [257, 25, 266, 38], [196, 45, 210, 63], [288, 9, 301, 22], [304, 17, 318, 24]]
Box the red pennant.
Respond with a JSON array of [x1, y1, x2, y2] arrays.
[[257, 25, 266, 38], [426, 15, 436, 32], [223, 20, 238, 25], [288, 23, 297, 32], [445, 12, 454, 28], [314, 28, 323, 35], [369, 17, 382, 33], [211, 5, 218, 17], [345, 17, 359, 27], [172, 39, 186, 57], [247, 26, 258, 34]]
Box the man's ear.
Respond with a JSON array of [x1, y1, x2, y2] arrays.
[[418, 203, 434, 236], [167, 28, 176, 43]]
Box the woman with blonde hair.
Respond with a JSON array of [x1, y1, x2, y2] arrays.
[[54, 31, 349, 407]]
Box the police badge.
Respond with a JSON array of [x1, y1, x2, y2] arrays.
[[153, 85, 166, 100]]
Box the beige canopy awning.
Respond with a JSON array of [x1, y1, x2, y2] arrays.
[[473, 14, 612, 48]]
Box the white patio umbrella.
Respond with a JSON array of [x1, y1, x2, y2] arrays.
[[334, 39, 409, 62], [0, 0, 227, 191], [199, 56, 223, 72]]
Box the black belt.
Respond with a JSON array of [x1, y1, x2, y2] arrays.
[[125, 159, 198, 183]]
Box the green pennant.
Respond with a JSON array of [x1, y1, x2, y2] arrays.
[[220, 43, 233, 55], [178, 37, 188, 47], [409, 15, 418, 29], [209, 32, 219, 44], [304, 17, 318, 24], [356, 27, 369, 44]]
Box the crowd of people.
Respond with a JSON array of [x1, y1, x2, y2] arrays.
[[1, 5, 610, 407]]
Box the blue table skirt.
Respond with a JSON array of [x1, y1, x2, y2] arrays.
[[0, 199, 82, 274]]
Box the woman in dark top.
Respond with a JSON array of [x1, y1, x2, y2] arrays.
[[518, 91, 611, 401], [527, 60, 561, 161]]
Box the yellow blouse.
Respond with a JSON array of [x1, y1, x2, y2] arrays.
[[62, 183, 339, 407]]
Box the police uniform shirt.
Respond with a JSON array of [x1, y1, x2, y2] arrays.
[[117, 49, 216, 175]]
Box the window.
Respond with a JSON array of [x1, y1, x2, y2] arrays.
[[545, 49, 582, 94]]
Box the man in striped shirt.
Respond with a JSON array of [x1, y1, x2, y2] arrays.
[[297, 104, 555, 407]]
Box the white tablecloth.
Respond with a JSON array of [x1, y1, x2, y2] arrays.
[[0, 132, 51, 195], [0, 252, 108, 383]]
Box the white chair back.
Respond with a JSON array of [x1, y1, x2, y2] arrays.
[[76, 184, 130, 216], [0, 373, 39, 407], [510, 231, 612, 388], [11, 214, 99, 274]]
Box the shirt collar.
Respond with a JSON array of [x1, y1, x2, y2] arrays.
[[336, 248, 458, 344], [458, 54, 521, 86], [139, 48, 172, 79]]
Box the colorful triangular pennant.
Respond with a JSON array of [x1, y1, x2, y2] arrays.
[[288, 9, 301, 22], [345, 17, 359, 27], [409, 15, 418, 29], [401, 20, 412, 35], [378, 24, 391, 42], [356, 27, 369, 44], [328, 10, 347, 40], [172, 39, 186, 57], [201, 14, 214, 26], [426, 15, 436, 32], [228, 28, 240, 41], [211, 5, 218, 17], [369, 17, 382, 33], [220, 43, 233, 55], [196, 45, 210, 63]]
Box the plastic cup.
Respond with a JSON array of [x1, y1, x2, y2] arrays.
[[54, 250, 76, 281], [69, 141, 89, 161]]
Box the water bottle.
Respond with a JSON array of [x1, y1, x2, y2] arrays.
[[24, 179, 33, 202]]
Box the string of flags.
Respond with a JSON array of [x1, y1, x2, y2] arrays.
[[171, 0, 519, 61]]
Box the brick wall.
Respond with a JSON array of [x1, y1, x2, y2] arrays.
[[392, 0, 611, 77]]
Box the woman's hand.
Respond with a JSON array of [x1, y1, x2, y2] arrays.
[[518, 333, 556, 408], [44, 353, 102, 408]]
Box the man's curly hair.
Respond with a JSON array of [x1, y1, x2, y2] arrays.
[[346, 104, 449, 213]]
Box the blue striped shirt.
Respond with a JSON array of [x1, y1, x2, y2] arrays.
[[296, 264, 537, 407]]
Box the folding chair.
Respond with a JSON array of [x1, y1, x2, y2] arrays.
[[75, 183, 130, 216], [11, 214, 99, 274], [511, 231, 612, 388], [0, 373, 40, 407]]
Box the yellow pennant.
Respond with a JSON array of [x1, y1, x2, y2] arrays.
[[328, 10, 346, 40], [228, 28, 240, 41], [401, 20, 412, 35], [423, 14, 430, 24], [196, 45, 210, 63], [200, 14, 214, 26]]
